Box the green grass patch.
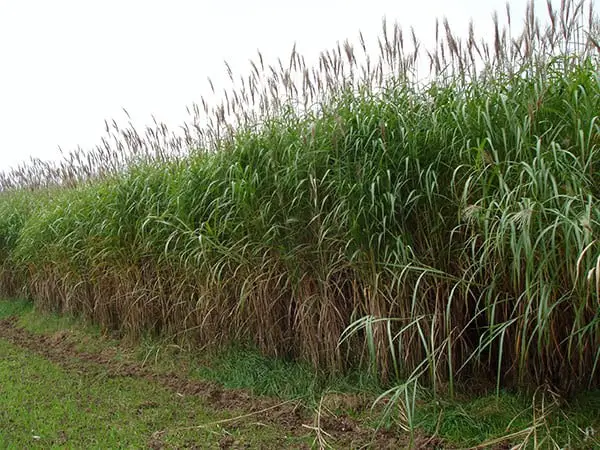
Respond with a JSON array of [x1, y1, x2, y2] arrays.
[[186, 345, 383, 403], [0, 297, 32, 318], [0, 338, 307, 449]]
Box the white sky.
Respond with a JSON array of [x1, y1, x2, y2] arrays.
[[0, 0, 551, 171]]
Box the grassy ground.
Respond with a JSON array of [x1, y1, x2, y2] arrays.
[[0, 339, 308, 449], [0, 299, 403, 449], [0, 304, 313, 449], [2, 299, 600, 449]]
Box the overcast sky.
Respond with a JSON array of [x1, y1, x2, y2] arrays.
[[0, 0, 552, 171]]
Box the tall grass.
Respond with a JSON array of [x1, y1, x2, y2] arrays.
[[0, 0, 598, 395]]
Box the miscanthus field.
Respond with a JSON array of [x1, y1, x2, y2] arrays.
[[0, 0, 598, 404]]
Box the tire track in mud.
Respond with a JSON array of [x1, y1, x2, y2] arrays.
[[0, 316, 421, 449]]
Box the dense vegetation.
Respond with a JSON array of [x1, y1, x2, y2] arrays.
[[0, 0, 598, 397]]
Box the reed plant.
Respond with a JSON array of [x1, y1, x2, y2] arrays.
[[0, 0, 598, 397]]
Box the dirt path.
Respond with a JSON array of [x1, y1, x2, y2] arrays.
[[0, 317, 431, 449]]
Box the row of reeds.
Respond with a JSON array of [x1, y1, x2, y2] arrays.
[[0, 0, 598, 394]]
